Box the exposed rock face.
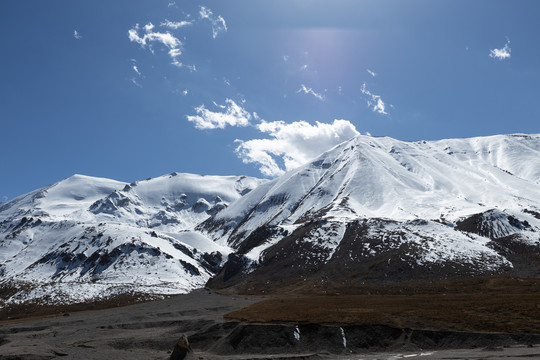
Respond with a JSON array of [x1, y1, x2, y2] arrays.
[[188, 322, 540, 355]]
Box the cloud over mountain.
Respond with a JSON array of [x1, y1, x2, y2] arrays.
[[235, 119, 359, 176]]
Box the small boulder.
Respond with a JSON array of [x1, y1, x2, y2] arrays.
[[170, 334, 194, 360]]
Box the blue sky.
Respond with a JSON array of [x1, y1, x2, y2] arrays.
[[1, 0, 540, 201]]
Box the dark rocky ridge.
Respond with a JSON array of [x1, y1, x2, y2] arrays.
[[207, 213, 540, 294]]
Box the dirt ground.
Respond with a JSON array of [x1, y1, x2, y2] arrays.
[[0, 289, 259, 359], [1, 277, 540, 359]]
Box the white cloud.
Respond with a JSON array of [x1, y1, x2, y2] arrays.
[[367, 69, 376, 77], [172, 59, 196, 71], [182, 89, 188, 96], [160, 19, 192, 29], [300, 64, 308, 71], [187, 99, 252, 130], [143, 23, 155, 32], [235, 119, 359, 177], [186, 98, 360, 177], [361, 83, 389, 115], [73, 30, 82, 39], [168, 48, 184, 68], [133, 65, 141, 75], [168, 48, 182, 58], [199, 6, 227, 38], [167, 2, 176, 7], [128, 23, 181, 49], [372, 97, 386, 114], [489, 38, 511, 60], [128, 23, 194, 70], [128, 10, 226, 72], [282, 55, 289, 62], [297, 84, 325, 101]]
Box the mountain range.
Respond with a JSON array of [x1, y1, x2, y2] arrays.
[[1, 133, 539, 306], [0, 173, 265, 307]]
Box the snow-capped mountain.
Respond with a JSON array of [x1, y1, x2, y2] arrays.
[[2, 133, 540, 305], [0, 173, 265, 307], [0, 174, 125, 221], [201, 134, 540, 292]]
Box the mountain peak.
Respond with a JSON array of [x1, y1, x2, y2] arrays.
[[201, 133, 540, 292]]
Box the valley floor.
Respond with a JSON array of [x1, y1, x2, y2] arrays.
[[1, 278, 539, 359], [0, 289, 258, 359]]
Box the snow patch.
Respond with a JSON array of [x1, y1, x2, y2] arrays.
[[294, 326, 301, 341], [340, 327, 347, 348]]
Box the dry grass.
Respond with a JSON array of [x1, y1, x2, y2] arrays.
[[225, 276, 540, 334]]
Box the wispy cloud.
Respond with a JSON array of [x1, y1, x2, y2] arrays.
[[167, 2, 176, 7], [160, 19, 192, 29], [130, 77, 142, 88], [489, 38, 511, 60], [187, 99, 252, 130], [168, 48, 183, 67], [129, 59, 142, 86], [128, 22, 198, 70], [297, 84, 325, 101], [199, 6, 227, 39], [170, 47, 196, 71], [128, 22, 181, 49], [235, 119, 359, 177], [73, 30, 82, 40], [367, 69, 376, 77], [128, 9, 226, 72], [361, 83, 389, 115]]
